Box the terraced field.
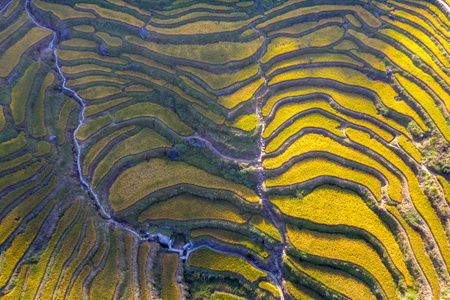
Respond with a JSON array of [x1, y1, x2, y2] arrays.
[[2, 0, 450, 299]]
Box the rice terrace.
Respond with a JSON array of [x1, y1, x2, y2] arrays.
[[3, 0, 450, 299]]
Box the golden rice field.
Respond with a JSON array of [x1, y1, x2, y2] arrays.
[[1, 0, 450, 299]]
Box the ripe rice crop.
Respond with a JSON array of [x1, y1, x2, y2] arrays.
[[10, 61, 40, 125], [125, 84, 153, 92], [191, 228, 268, 257], [210, 291, 246, 300], [61, 64, 111, 75], [286, 225, 398, 299], [92, 128, 172, 187], [33, 72, 54, 137], [0, 11, 28, 45], [0, 154, 31, 173], [193, 104, 225, 125], [397, 135, 421, 163], [66, 75, 129, 87], [138, 194, 250, 223], [0, 131, 27, 158], [61, 38, 97, 48], [0, 106, 5, 131], [152, 11, 244, 25], [226, 114, 258, 131], [350, 50, 385, 72], [267, 17, 344, 36], [66, 266, 90, 300], [288, 256, 376, 299], [188, 247, 266, 282], [82, 126, 134, 175], [261, 26, 345, 64], [162, 253, 179, 300], [249, 215, 282, 241], [271, 185, 412, 285], [111, 158, 259, 211], [346, 14, 362, 27], [179, 64, 259, 90], [95, 32, 123, 47], [125, 35, 264, 65], [122, 53, 176, 74], [265, 113, 344, 153], [0, 27, 51, 77], [286, 281, 322, 300], [33, 0, 95, 20], [56, 49, 127, 65], [75, 115, 112, 141], [56, 100, 76, 145], [73, 25, 95, 33], [77, 85, 122, 100], [84, 96, 133, 117], [36, 141, 51, 156], [0, 159, 45, 195], [138, 243, 151, 299], [76, 3, 145, 28], [218, 78, 265, 109], [333, 39, 359, 50], [114, 102, 194, 136], [258, 281, 280, 298]]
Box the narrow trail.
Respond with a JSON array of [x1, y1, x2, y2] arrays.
[[25, 1, 286, 296]]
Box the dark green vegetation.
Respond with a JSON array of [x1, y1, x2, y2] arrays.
[[1, 0, 450, 299]]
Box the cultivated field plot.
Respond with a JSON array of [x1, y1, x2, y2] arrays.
[[1, 0, 450, 299]]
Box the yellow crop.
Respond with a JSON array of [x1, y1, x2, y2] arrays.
[[267, 53, 363, 76], [95, 31, 123, 46], [288, 257, 376, 299], [346, 127, 450, 269], [155, 3, 232, 16], [266, 158, 383, 202], [146, 16, 261, 36], [210, 291, 246, 300], [123, 53, 175, 74], [77, 85, 122, 100], [179, 64, 259, 90], [0, 11, 28, 44], [395, 74, 450, 142], [193, 104, 225, 125], [125, 84, 153, 92], [92, 128, 172, 187], [111, 159, 259, 211], [165, 83, 208, 107], [0, 131, 27, 158], [56, 100, 76, 145], [55, 218, 97, 300], [349, 29, 450, 123], [138, 243, 151, 299], [138, 194, 251, 223], [351, 50, 386, 72], [125, 35, 264, 65], [249, 215, 282, 241], [33, 0, 95, 19], [10, 62, 40, 125], [22, 199, 81, 299], [33, 72, 54, 137], [188, 247, 266, 282], [265, 113, 344, 153], [397, 135, 421, 163], [218, 78, 265, 109], [272, 185, 412, 285], [0, 154, 31, 173], [90, 229, 119, 300], [66, 75, 129, 87], [267, 17, 344, 36], [84, 96, 134, 117], [386, 206, 440, 299], [56, 49, 127, 65], [333, 39, 358, 50], [0, 159, 46, 195], [286, 281, 321, 300], [286, 225, 398, 300], [263, 99, 393, 142], [0, 26, 51, 78], [75, 115, 112, 141], [61, 38, 97, 48], [61, 64, 111, 75], [2, 265, 27, 300], [115, 102, 194, 136], [2, 0, 19, 17], [269, 66, 427, 132], [226, 114, 258, 131], [0, 199, 54, 287], [261, 26, 345, 63], [122, 234, 134, 299], [257, 5, 380, 30], [162, 253, 179, 300], [82, 126, 134, 175], [92, 242, 107, 267], [180, 76, 214, 99], [106, 0, 151, 16], [67, 266, 90, 300], [76, 3, 145, 27], [382, 16, 449, 67], [36, 141, 51, 157], [115, 70, 166, 86], [258, 281, 280, 298], [73, 25, 95, 32], [0, 106, 5, 131], [439, 176, 450, 206], [191, 228, 268, 257], [261, 85, 409, 138], [152, 11, 244, 25], [40, 209, 87, 299], [346, 13, 362, 27]]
